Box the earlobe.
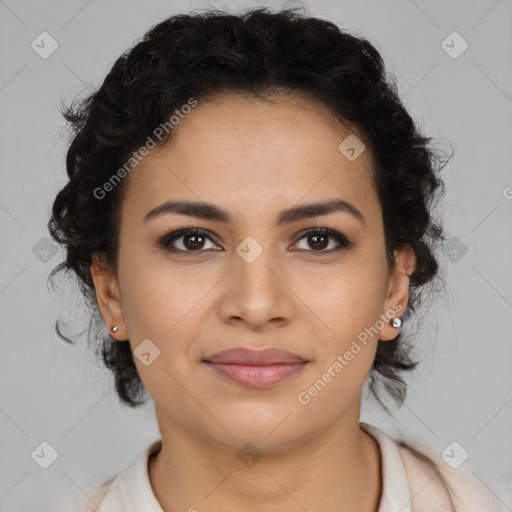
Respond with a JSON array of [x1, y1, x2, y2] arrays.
[[90, 254, 128, 340], [379, 246, 416, 341]]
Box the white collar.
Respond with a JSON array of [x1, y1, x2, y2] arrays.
[[97, 422, 412, 511], [360, 422, 412, 512]]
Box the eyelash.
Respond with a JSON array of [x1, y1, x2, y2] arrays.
[[158, 226, 353, 255]]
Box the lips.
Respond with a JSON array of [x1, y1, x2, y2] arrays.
[[204, 347, 308, 365], [203, 348, 310, 388]]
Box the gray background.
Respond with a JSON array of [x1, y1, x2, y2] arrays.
[[0, 0, 511, 510]]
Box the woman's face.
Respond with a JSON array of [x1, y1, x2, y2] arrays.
[[92, 92, 414, 451]]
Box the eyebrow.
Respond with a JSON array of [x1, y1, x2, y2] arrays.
[[143, 198, 365, 226]]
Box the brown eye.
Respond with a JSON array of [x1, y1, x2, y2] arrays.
[[307, 233, 329, 250], [159, 229, 219, 253], [181, 233, 207, 250], [294, 228, 353, 253]]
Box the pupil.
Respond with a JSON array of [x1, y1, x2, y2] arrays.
[[310, 234, 327, 250], [185, 234, 205, 250]]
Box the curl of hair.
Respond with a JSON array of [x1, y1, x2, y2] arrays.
[[49, 6, 452, 413]]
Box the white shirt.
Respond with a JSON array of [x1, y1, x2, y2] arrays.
[[74, 422, 510, 511]]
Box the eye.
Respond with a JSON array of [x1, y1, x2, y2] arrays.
[[158, 227, 353, 255], [293, 227, 353, 254], [159, 228, 221, 253]]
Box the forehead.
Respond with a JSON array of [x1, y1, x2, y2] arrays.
[[122, 92, 378, 226]]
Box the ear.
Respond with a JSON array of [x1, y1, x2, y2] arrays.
[[90, 253, 128, 341], [378, 245, 416, 341]]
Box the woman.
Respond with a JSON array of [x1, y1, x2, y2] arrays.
[[48, 7, 506, 511]]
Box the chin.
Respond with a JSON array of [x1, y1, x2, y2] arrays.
[[202, 413, 313, 454]]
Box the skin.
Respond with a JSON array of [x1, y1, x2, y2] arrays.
[[91, 91, 416, 512]]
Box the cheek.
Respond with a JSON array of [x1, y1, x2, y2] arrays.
[[119, 247, 206, 338], [117, 257, 202, 405], [295, 274, 383, 415], [118, 249, 221, 391], [305, 257, 388, 341], [297, 252, 388, 393]]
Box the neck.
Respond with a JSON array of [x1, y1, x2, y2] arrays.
[[148, 407, 382, 512]]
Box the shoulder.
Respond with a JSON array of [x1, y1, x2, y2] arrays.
[[69, 438, 163, 511], [69, 477, 114, 512], [89, 479, 114, 507], [397, 441, 511, 512], [65, 479, 113, 512]]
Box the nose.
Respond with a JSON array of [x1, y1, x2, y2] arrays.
[[217, 240, 295, 330]]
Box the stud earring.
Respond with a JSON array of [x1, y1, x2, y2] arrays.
[[110, 325, 119, 333], [389, 317, 402, 328]]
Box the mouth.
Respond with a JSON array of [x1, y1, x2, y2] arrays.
[[202, 347, 310, 388], [203, 361, 309, 388]]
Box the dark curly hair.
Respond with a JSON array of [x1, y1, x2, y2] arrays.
[[48, 6, 452, 416]]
